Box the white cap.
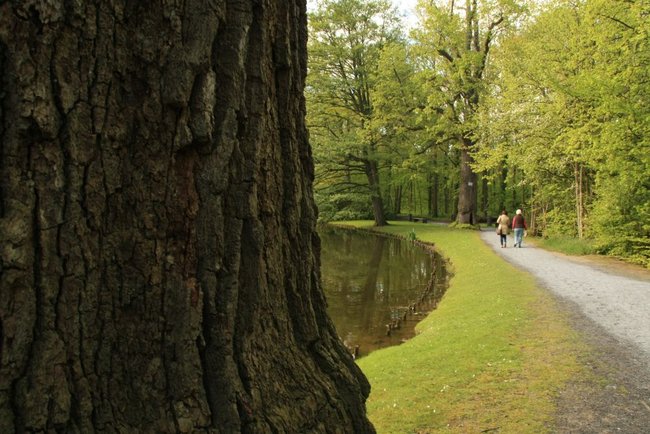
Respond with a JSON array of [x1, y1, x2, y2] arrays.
[[516, 209, 522, 215]]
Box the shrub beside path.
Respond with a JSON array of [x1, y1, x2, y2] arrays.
[[480, 229, 650, 433]]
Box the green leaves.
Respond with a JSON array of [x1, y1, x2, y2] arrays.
[[474, 0, 650, 264], [307, 0, 409, 223], [307, 0, 649, 262]]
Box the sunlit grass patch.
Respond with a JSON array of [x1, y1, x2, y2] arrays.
[[335, 221, 584, 433], [532, 236, 596, 256]]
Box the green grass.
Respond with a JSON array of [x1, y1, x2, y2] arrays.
[[334, 221, 585, 433], [531, 236, 596, 256]]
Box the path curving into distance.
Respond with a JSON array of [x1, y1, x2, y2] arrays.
[[480, 227, 650, 432], [480, 228, 650, 361]]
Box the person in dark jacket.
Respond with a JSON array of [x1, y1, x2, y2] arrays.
[[512, 209, 527, 248]]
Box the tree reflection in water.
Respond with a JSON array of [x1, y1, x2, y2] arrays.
[[319, 225, 448, 358]]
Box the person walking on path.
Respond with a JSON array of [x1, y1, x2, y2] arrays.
[[512, 209, 527, 248], [496, 210, 510, 248]]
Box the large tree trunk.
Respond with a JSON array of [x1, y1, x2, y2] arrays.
[[0, 2, 374, 433], [456, 139, 477, 225]]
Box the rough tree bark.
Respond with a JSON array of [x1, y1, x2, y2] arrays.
[[0, 1, 374, 433]]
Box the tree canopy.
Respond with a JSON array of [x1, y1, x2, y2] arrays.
[[307, 0, 650, 266]]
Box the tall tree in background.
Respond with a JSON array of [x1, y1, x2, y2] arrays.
[[413, 0, 523, 224], [0, 1, 374, 432], [307, 0, 402, 226]]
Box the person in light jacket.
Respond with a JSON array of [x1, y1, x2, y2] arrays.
[[496, 210, 510, 248], [512, 209, 527, 248]]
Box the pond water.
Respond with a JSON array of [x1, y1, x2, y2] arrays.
[[318, 225, 448, 358]]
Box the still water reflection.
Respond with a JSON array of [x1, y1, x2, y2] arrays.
[[319, 225, 448, 358]]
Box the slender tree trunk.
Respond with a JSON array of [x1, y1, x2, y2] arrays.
[[365, 160, 387, 226], [500, 164, 508, 211], [444, 185, 450, 218], [511, 167, 518, 209], [481, 175, 488, 222], [394, 185, 402, 214], [575, 162, 584, 238], [0, 2, 374, 433], [384, 180, 392, 216], [431, 173, 439, 217], [465, 0, 473, 51], [529, 186, 537, 235], [427, 174, 432, 217]]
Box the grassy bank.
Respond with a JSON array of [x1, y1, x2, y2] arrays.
[[336, 221, 584, 433]]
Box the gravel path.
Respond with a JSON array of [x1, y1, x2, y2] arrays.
[[480, 229, 650, 433]]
